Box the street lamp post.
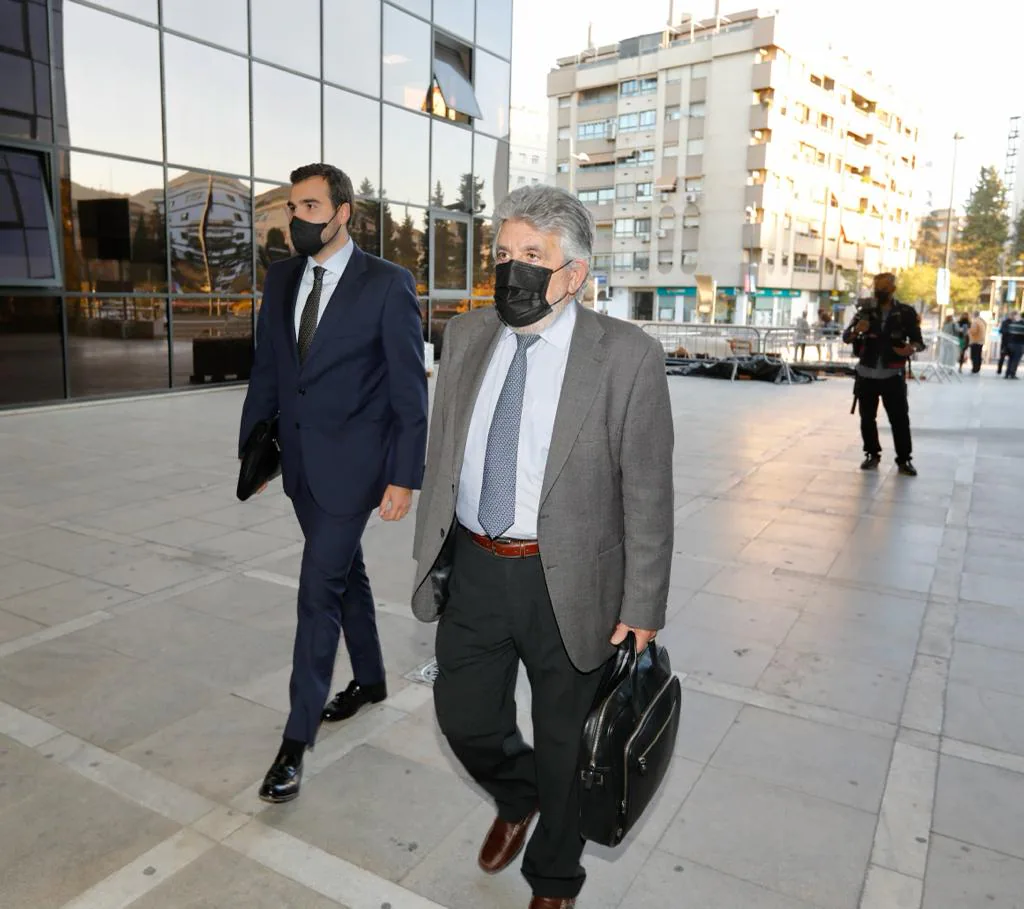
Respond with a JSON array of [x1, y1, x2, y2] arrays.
[[743, 205, 757, 324], [940, 132, 964, 321], [567, 135, 590, 196]]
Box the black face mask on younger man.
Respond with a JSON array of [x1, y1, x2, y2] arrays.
[[290, 210, 341, 258], [494, 259, 572, 328]]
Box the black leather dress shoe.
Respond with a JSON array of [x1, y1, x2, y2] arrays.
[[258, 750, 303, 803], [321, 679, 387, 723]]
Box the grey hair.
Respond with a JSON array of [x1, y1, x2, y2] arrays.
[[493, 184, 595, 300]]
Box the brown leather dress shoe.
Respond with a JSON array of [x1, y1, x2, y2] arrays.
[[478, 809, 537, 874], [528, 898, 576, 908]]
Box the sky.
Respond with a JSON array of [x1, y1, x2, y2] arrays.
[[510, 0, 1024, 214]]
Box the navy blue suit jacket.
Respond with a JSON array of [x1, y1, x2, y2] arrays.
[[239, 245, 428, 516]]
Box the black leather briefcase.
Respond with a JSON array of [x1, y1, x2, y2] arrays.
[[578, 632, 682, 848], [236, 417, 281, 501]]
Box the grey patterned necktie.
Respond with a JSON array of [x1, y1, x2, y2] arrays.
[[478, 333, 541, 539], [297, 265, 326, 363]]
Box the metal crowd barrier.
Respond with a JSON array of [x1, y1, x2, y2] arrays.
[[912, 332, 962, 383]]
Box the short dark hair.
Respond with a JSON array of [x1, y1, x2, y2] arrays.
[[875, 272, 896, 287], [289, 163, 354, 221]]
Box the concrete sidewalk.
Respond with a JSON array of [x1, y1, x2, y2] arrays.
[[0, 370, 1022, 909]]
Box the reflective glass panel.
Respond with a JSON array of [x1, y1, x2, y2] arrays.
[[86, 0, 157, 22], [0, 148, 59, 283], [61, 3, 162, 160], [472, 216, 495, 298], [382, 201, 426, 295], [163, 0, 247, 53], [324, 87, 380, 197], [431, 215, 468, 292], [324, 0, 380, 96], [427, 297, 469, 347], [168, 169, 253, 294], [474, 50, 510, 138], [350, 199, 381, 256], [165, 36, 250, 176], [63, 152, 167, 293], [472, 134, 508, 218], [434, 0, 474, 41], [0, 295, 64, 403], [0, 0, 53, 141], [255, 182, 294, 293], [382, 106, 428, 205], [430, 121, 472, 211], [66, 296, 170, 396], [388, 0, 429, 19], [171, 297, 253, 387], [382, 5, 430, 111], [475, 0, 512, 57], [253, 63, 320, 183], [251, 0, 320, 76]]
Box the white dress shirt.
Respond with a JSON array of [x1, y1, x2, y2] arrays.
[[457, 302, 578, 540], [293, 238, 354, 339]]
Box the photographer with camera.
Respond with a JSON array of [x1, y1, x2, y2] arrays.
[[843, 273, 925, 476]]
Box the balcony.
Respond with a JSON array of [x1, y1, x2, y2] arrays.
[[746, 144, 768, 170], [745, 183, 765, 208], [751, 61, 774, 90], [742, 223, 763, 249], [749, 104, 772, 131]]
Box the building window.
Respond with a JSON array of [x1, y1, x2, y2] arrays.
[[765, 251, 776, 266], [517, 175, 526, 185], [614, 218, 635, 236], [639, 148, 655, 163], [556, 161, 569, 173], [558, 95, 572, 108], [531, 154, 540, 164], [691, 62, 709, 79], [634, 251, 650, 269], [666, 106, 682, 121], [613, 252, 634, 270], [620, 77, 657, 96], [683, 214, 700, 228], [618, 111, 656, 133], [578, 119, 612, 140], [665, 66, 683, 83], [635, 218, 652, 236], [688, 102, 706, 119], [682, 250, 698, 269], [0, 148, 60, 286], [557, 127, 570, 140], [428, 35, 483, 124], [664, 143, 679, 158], [684, 177, 703, 192], [579, 86, 617, 106], [782, 253, 790, 267], [636, 183, 653, 201], [658, 250, 674, 265], [686, 138, 704, 156], [616, 183, 635, 200], [578, 188, 614, 204], [593, 254, 611, 271], [659, 216, 674, 230]]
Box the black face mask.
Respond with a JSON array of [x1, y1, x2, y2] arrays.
[[290, 209, 341, 258], [494, 259, 573, 328], [874, 289, 893, 305]]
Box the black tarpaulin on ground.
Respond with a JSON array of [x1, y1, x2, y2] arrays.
[[665, 355, 817, 384]]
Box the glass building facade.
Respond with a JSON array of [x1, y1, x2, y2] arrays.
[[0, 0, 512, 406]]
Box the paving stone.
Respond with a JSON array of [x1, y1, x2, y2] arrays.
[[944, 681, 1024, 757], [933, 755, 1024, 860], [923, 835, 1024, 909]]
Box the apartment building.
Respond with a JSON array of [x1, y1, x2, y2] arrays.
[[510, 104, 550, 189], [547, 9, 920, 325]]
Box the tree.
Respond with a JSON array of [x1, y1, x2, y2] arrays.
[[896, 264, 937, 307], [457, 173, 486, 214], [955, 166, 1009, 278], [1011, 208, 1024, 275], [913, 215, 946, 268], [950, 273, 982, 307]]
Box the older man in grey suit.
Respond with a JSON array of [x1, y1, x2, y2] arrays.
[[411, 185, 674, 909]]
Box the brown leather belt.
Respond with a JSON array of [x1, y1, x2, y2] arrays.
[[463, 527, 540, 558]]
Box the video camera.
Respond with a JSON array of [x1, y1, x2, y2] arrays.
[[854, 296, 878, 317]]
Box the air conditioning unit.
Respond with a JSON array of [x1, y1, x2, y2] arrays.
[[638, 233, 651, 243], [605, 123, 617, 141], [656, 229, 668, 239], [685, 192, 701, 203]]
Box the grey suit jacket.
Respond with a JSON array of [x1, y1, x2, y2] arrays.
[[411, 303, 674, 673]]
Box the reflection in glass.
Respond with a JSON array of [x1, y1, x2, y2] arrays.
[[472, 134, 509, 217], [254, 182, 294, 293], [430, 121, 472, 212], [171, 297, 253, 387], [61, 3, 162, 160], [382, 202, 426, 295], [475, 0, 513, 58], [474, 50, 510, 138], [324, 0, 380, 97], [382, 106, 428, 206], [253, 64, 320, 182], [431, 216, 468, 292], [388, 0, 430, 19], [168, 170, 253, 294], [86, 0, 157, 21], [426, 297, 469, 348], [434, 0, 475, 41], [164, 36, 250, 175], [324, 88, 380, 197], [0, 296, 63, 404], [63, 152, 167, 293], [473, 216, 495, 297], [251, 0, 320, 76], [65, 296, 170, 397], [351, 200, 381, 256], [1, 0, 53, 141], [163, 0, 247, 53], [382, 5, 430, 111], [0, 148, 59, 283]]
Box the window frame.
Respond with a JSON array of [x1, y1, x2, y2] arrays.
[[0, 144, 62, 289]]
